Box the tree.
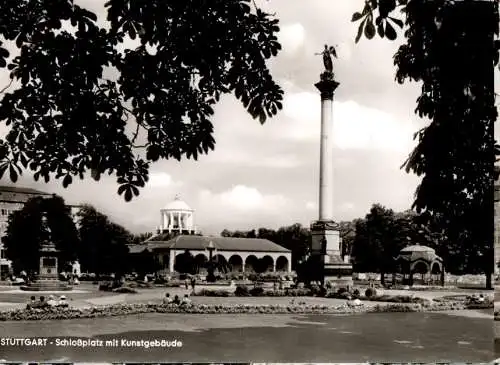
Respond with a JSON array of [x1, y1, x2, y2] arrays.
[[0, 0, 283, 201], [350, 204, 406, 286], [274, 224, 310, 270], [339, 220, 357, 257], [77, 204, 131, 278], [131, 232, 153, 245], [174, 249, 195, 275], [3, 194, 79, 276], [352, 1, 498, 288]]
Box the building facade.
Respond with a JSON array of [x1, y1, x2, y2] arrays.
[[130, 195, 292, 274], [0, 185, 81, 278]]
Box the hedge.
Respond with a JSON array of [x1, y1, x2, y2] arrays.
[[0, 300, 470, 322]]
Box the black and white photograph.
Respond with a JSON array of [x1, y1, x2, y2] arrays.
[[0, 0, 497, 363]]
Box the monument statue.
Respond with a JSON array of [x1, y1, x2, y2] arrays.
[[40, 215, 52, 244], [21, 212, 72, 291], [315, 44, 337, 80]]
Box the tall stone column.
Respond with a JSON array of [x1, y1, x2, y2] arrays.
[[309, 71, 352, 286]]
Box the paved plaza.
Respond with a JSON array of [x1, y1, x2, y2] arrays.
[[0, 311, 492, 362], [0, 283, 494, 363]]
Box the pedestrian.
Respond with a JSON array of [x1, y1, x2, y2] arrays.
[[38, 296, 48, 308], [163, 293, 174, 304], [191, 276, 196, 291], [181, 294, 192, 306], [184, 277, 189, 290], [26, 296, 36, 309], [47, 295, 57, 307], [173, 295, 181, 305], [58, 295, 68, 308]]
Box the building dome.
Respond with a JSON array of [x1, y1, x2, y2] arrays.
[[400, 245, 435, 254], [163, 195, 193, 211], [398, 244, 440, 263]]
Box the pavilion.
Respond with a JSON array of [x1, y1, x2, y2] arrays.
[[128, 195, 292, 274], [395, 244, 445, 286]]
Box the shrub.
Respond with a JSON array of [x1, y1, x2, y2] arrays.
[[235, 285, 251, 297], [196, 289, 232, 297], [465, 299, 493, 310], [337, 287, 348, 295], [285, 288, 312, 296], [98, 281, 121, 292], [264, 290, 286, 297], [338, 292, 352, 300], [249, 287, 265, 296], [136, 281, 154, 288], [154, 277, 167, 284], [0, 299, 472, 322], [164, 282, 181, 288], [365, 288, 377, 298], [112, 287, 138, 294], [352, 289, 361, 298]]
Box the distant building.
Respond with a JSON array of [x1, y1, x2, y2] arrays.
[[128, 195, 292, 274], [156, 194, 197, 235], [0, 185, 81, 279]]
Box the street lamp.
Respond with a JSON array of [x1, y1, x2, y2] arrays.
[[205, 240, 217, 283]]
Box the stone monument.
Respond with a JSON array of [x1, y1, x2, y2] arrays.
[[21, 215, 72, 291], [310, 45, 353, 287]]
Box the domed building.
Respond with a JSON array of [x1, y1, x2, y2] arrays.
[[129, 195, 292, 275], [158, 194, 196, 235], [395, 244, 444, 286]]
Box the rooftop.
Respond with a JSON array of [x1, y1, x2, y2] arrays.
[[162, 195, 193, 211], [142, 235, 290, 253], [0, 185, 52, 196]]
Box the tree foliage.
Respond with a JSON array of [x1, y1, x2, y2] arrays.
[[0, 0, 283, 201], [76, 204, 131, 277], [174, 249, 196, 275], [352, 0, 498, 288], [3, 194, 79, 275], [130, 232, 153, 245]]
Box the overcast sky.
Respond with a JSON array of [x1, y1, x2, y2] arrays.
[[0, 0, 498, 235]]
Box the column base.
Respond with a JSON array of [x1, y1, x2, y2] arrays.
[[310, 220, 353, 286], [324, 258, 353, 288]]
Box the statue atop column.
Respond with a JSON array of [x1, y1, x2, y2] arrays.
[[315, 44, 337, 81]]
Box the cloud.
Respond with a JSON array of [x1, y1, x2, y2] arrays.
[[340, 202, 355, 212], [278, 23, 306, 54], [199, 185, 288, 212], [282, 93, 416, 152], [147, 172, 182, 188], [207, 151, 302, 169], [305, 201, 317, 211]]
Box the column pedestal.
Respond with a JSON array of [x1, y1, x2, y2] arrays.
[[310, 220, 353, 287]]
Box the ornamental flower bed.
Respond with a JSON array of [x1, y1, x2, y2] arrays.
[[0, 299, 471, 322]]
